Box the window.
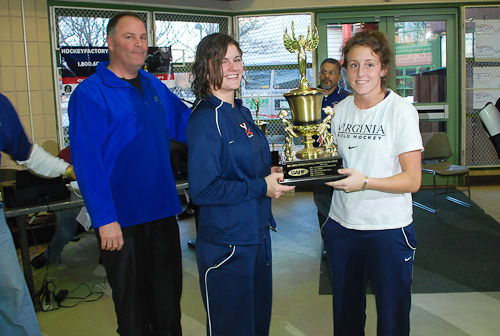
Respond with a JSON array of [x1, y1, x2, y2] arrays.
[[464, 6, 500, 166], [154, 13, 230, 105], [52, 8, 149, 146], [237, 13, 313, 123], [51, 7, 229, 145]]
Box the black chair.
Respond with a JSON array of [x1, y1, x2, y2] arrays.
[[413, 132, 471, 213]]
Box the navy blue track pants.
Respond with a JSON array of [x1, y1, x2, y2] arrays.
[[196, 230, 272, 336], [322, 218, 416, 336]]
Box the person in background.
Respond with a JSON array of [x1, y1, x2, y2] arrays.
[[0, 92, 74, 336], [68, 12, 190, 335], [313, 58, 350, 256], [323, 31, 423, 335], [318, 58, 350, 121], [31, 146, 83, 269], [187, 33, 295, 336]]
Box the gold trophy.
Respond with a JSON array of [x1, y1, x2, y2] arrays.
[[252, 96, 268, 136], [279, 22, 345, 185]]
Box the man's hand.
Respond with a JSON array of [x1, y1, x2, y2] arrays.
[[99, 221, 124, 251]]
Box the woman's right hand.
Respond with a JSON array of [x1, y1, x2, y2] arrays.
[[265, 172, 295, 198]]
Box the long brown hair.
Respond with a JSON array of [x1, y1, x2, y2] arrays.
[[191, 33, 242, 99]]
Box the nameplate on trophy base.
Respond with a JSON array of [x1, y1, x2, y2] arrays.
[[279, 152, 347, 186]]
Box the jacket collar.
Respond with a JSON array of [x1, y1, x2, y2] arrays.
[[205, 94, 243, 110], [318, 83, 340, 97], [97, 61, 151, 88]]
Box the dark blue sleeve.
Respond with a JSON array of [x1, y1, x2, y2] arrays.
[[0, 93, 32, 161]]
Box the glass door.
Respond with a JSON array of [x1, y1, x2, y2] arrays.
[[317, 9, 459, 160]]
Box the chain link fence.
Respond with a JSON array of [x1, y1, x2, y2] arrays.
[[464, 6, 500, 167], [52, 7, 311, 146], [52, 7, 230, 145], [53, 7, 150, 146], [236, 14, 313, 144], [154, 12, 230, 106]]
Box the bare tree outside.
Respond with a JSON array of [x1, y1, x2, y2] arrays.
[[58, 16, 109, 47], [238, 17, 279, 59], [237, 14, 312, 66], [155, 20, 219, 63]]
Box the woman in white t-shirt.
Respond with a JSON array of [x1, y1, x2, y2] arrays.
[[322, 31, 423, 335]]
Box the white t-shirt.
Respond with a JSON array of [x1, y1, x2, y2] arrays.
[[328, 90, 423, 230]]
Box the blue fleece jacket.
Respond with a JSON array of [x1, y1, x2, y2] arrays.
[[187, 95, 275, 245], [68, 62, 191, 228], [0, 93, 32, 208]]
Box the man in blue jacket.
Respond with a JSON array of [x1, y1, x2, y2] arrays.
[[68, 12, 190, 335]]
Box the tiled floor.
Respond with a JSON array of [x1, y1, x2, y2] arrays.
[[34, 185, 500, 335]]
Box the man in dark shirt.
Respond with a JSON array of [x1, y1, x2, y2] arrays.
[[314, 59, 349, 248]]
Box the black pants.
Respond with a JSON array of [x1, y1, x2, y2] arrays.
[[96, 216, 183, 336]]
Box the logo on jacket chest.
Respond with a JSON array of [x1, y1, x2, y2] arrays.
[[240, 123, 254, 138]]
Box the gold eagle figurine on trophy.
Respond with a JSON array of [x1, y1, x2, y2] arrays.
[[283, 21, 319, 92]]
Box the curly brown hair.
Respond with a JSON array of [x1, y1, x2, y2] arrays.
[[342, 30, 393, 89], [191, 33, 242, 99]]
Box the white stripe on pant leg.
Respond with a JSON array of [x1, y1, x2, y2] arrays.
[[401, 227, 417, 260], [204, 245, 236, 336]]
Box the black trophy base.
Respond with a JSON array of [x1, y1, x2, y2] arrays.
[[279, 152, 347, 186]]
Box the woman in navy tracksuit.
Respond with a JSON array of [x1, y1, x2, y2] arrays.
[[187, 33, 295, 336]]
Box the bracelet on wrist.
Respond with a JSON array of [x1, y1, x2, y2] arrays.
[[361, 176, 369, 191]]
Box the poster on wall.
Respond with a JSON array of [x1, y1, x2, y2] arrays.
[[475, 19, 500, 62], [144, 47, 175, 88], [472, 67, 500, 109], [59, 46, 175, 99], [60, 47, 109, 101]]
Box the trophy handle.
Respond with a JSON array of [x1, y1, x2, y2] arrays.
[[318, 106, 338, 156]]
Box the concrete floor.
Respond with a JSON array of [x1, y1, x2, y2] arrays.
[[34, 185, 500, 335]]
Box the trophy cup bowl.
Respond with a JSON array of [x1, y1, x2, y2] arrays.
[[284, 88, 324, 126], [283, 89, 325, 160]]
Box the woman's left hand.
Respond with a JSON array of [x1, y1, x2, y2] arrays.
[[325, 168, 365, 193], [265, 172, 295, 198]]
